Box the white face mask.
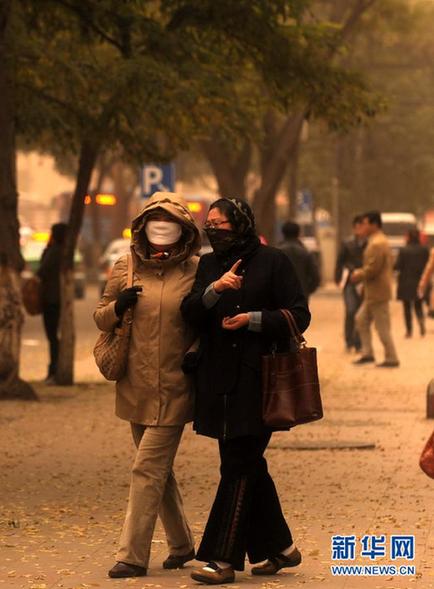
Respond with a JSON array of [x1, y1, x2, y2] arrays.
[[145, 220, 182, 246]]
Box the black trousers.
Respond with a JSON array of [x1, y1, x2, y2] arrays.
[[343, 283, 362, 349], [42, 303, 60, 376], [196, 433, 293, 571], [402, 299, 424, 335]]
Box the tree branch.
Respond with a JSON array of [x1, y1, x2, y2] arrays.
[[55, 0, 124, 53]]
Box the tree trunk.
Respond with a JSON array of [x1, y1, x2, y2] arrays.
[[56, 140, 99, 385], [0, 265, 37, 400], [252, 112, 306, 243], [0, 0, 36, 400], [287, 135, 301, 219], [201, 138, 252, 198]]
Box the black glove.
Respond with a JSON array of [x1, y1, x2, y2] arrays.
[[181, 351, 200, 375], [114, 286, 142, 317]]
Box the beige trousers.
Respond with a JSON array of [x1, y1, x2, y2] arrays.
[[116, 423, 194, 567], [355, 300, 399, 363]]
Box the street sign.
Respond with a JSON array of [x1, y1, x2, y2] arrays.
[[140, 163, 175, 198], [296, 189, 314, 224]]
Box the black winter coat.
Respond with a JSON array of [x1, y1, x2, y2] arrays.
[[279, 239, 320, 298], [395, 243, 429, 301], [334, 236, 365, 285], [180, 245, 311, 440], [37, 243, 62, 305]]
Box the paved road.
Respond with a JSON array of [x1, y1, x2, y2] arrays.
[[3, 287, 434, 589]]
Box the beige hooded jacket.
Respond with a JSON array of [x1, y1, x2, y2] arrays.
[[94, 192, 201, 426]]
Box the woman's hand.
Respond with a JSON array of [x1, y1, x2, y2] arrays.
[[222, 313, 249, 330], [114, 286, 142, 316], [214, 259, 243, 293]]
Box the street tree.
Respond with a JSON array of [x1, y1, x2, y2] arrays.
[[0, 0, 37, 400], [298, 0, 434, 233], [195, 0, 380, 240]]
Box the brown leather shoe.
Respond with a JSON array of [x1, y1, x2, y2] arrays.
[[251, 548, 302, 575], [191, 562, 235, 584], [108, 561, 147, 578], [163, 548, 195, 569]]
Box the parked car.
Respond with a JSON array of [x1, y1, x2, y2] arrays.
[[21, 234, 86, 299], [98, 238, 131, 294], [381, 212, 418, 259]]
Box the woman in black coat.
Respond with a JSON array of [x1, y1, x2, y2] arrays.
[[181, 198, 310, 585], [395, 229, 429, 337]]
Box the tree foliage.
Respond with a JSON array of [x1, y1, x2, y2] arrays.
[[299, 0, 434, 232]]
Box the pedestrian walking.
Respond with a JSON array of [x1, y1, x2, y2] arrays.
[[94, 192, 200, 578], [37, 222, 67, 384], [181, 198, 310, 585], [279, 220, 320, 302], [395, 229, 429, 338], [351, 211, 399, 368], [334, 215, 366, 352]]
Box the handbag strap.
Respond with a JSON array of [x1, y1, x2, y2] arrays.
[[126, 253, 133, 288], [121, 253, 134, 327], [280, 308, 306, 348]]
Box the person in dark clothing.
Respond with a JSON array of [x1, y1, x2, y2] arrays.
[[279, 221, 320, 301], [395, 229, 429, 337], [37, 223, 67, 383], [181, 198, 310, 585], [335, 215, 366, 351]]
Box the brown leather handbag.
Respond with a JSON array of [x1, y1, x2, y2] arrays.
[[93, 254, 134, 381], [262, 309, 322, 428], [420, 430, 434, 478], [22, 275, 42, 315]]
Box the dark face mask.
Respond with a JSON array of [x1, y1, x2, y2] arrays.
[[205, 228, 239, 256]]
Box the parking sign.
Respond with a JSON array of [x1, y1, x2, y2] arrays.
[[140, 163, 175, 198]]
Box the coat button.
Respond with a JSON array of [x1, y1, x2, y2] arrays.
[[232, 343, 237, 348], [236, 305, 240, 310]]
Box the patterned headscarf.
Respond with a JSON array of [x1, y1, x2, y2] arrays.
[[208, 197, 260, 269], [209, 198, 256, 235]]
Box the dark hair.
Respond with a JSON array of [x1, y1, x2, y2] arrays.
[[281, 220, 300, 239], [51, 223, 68, 244], [362, 211, 382, 228], [209, 198, 256, 234], [407, 228, 420, 244], [352, 214, 364, 226]]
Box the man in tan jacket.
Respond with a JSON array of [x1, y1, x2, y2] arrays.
[[351, 211, 399, 367]]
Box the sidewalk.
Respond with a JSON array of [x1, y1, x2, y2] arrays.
[[1, 292, 434, 589]]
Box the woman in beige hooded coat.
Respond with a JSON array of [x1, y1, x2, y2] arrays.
[[94, 192, 200, 578]]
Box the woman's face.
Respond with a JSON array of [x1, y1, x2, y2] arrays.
[[205, 207, 233, 231], [144, 210, 182, 249]]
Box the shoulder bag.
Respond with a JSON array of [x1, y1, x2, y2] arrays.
[[22, 275, 42, 315], [262, 309, 323, 428], [93, 254, 134, 381]]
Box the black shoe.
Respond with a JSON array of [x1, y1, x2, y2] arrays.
[[376, 361, 400, 368], [108, 562, 147, 578], [163, 548, 195, 569], [251, 548, 302, 575], [353, 355, 375, 365]]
